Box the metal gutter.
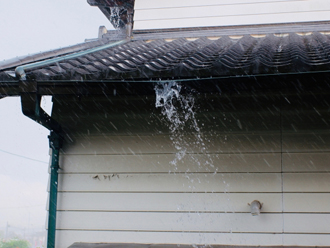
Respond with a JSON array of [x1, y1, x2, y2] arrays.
[[15, 39, 128, 80], [0, 38, 127, 71]]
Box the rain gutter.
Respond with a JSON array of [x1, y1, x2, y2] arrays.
[[15, 39, 128, 248], [15, 39, 128, 80], [0, 37, 118, 71]]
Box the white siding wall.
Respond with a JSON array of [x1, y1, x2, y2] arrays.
[[50, 85, 330, 248], [133, 0, 330, 30]]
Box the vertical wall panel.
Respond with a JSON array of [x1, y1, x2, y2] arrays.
[[51, 83, 330, 248], [133, 0, 330, 30]]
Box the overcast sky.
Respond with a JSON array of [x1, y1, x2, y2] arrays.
[[0, 0, 112, 233]]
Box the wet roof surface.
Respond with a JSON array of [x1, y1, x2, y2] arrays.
[[1, 32, 330, 82]]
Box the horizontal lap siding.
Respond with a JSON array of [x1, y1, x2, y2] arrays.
[[61, 133, 281, 154], [51, 212, 330, 234], [284, 193, 330, 212], [279, 88, 330, 241], [55, 192, 330, 213], [57, 173, 281, 193], [56, 231, 283, 247], [61, 132, 330, 155], [281, 89, 330, 242], [57, 112, 280, 136], [55, 212, 282, 233], [134, 0, 305, 9], [283, 173, 330, 192], [51, 88, 330, 247], [283, 234, 330, 246], [133, 0, 330, 29], [283, 153, 330, 172], [56, 193, 282, 212], [59, 153, 281, 173]]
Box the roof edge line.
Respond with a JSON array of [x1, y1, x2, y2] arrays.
[[130, 21, 330, 40], [15, 39, 128, 80]]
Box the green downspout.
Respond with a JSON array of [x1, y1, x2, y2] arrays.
[[19, 80, 63, 248], [15, 39, 128, 248], [48, 131, 62, 248], [20, 94, 62, 248]]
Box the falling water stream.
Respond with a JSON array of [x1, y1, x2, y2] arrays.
[[155, 81, 222, 244], [154, 81, 233, 246], [155, 81, 214, 173]]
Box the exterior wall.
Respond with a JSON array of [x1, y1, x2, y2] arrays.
[[133, 0, 330, 30], [50, 80, 330, 248]]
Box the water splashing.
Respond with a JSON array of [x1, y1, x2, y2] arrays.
[[110, 7, 127, 29], [155, 81, 213, 170], [155, 81, 197, 130]]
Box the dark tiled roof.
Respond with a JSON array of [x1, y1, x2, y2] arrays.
[[1, 32, 330, 82]]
